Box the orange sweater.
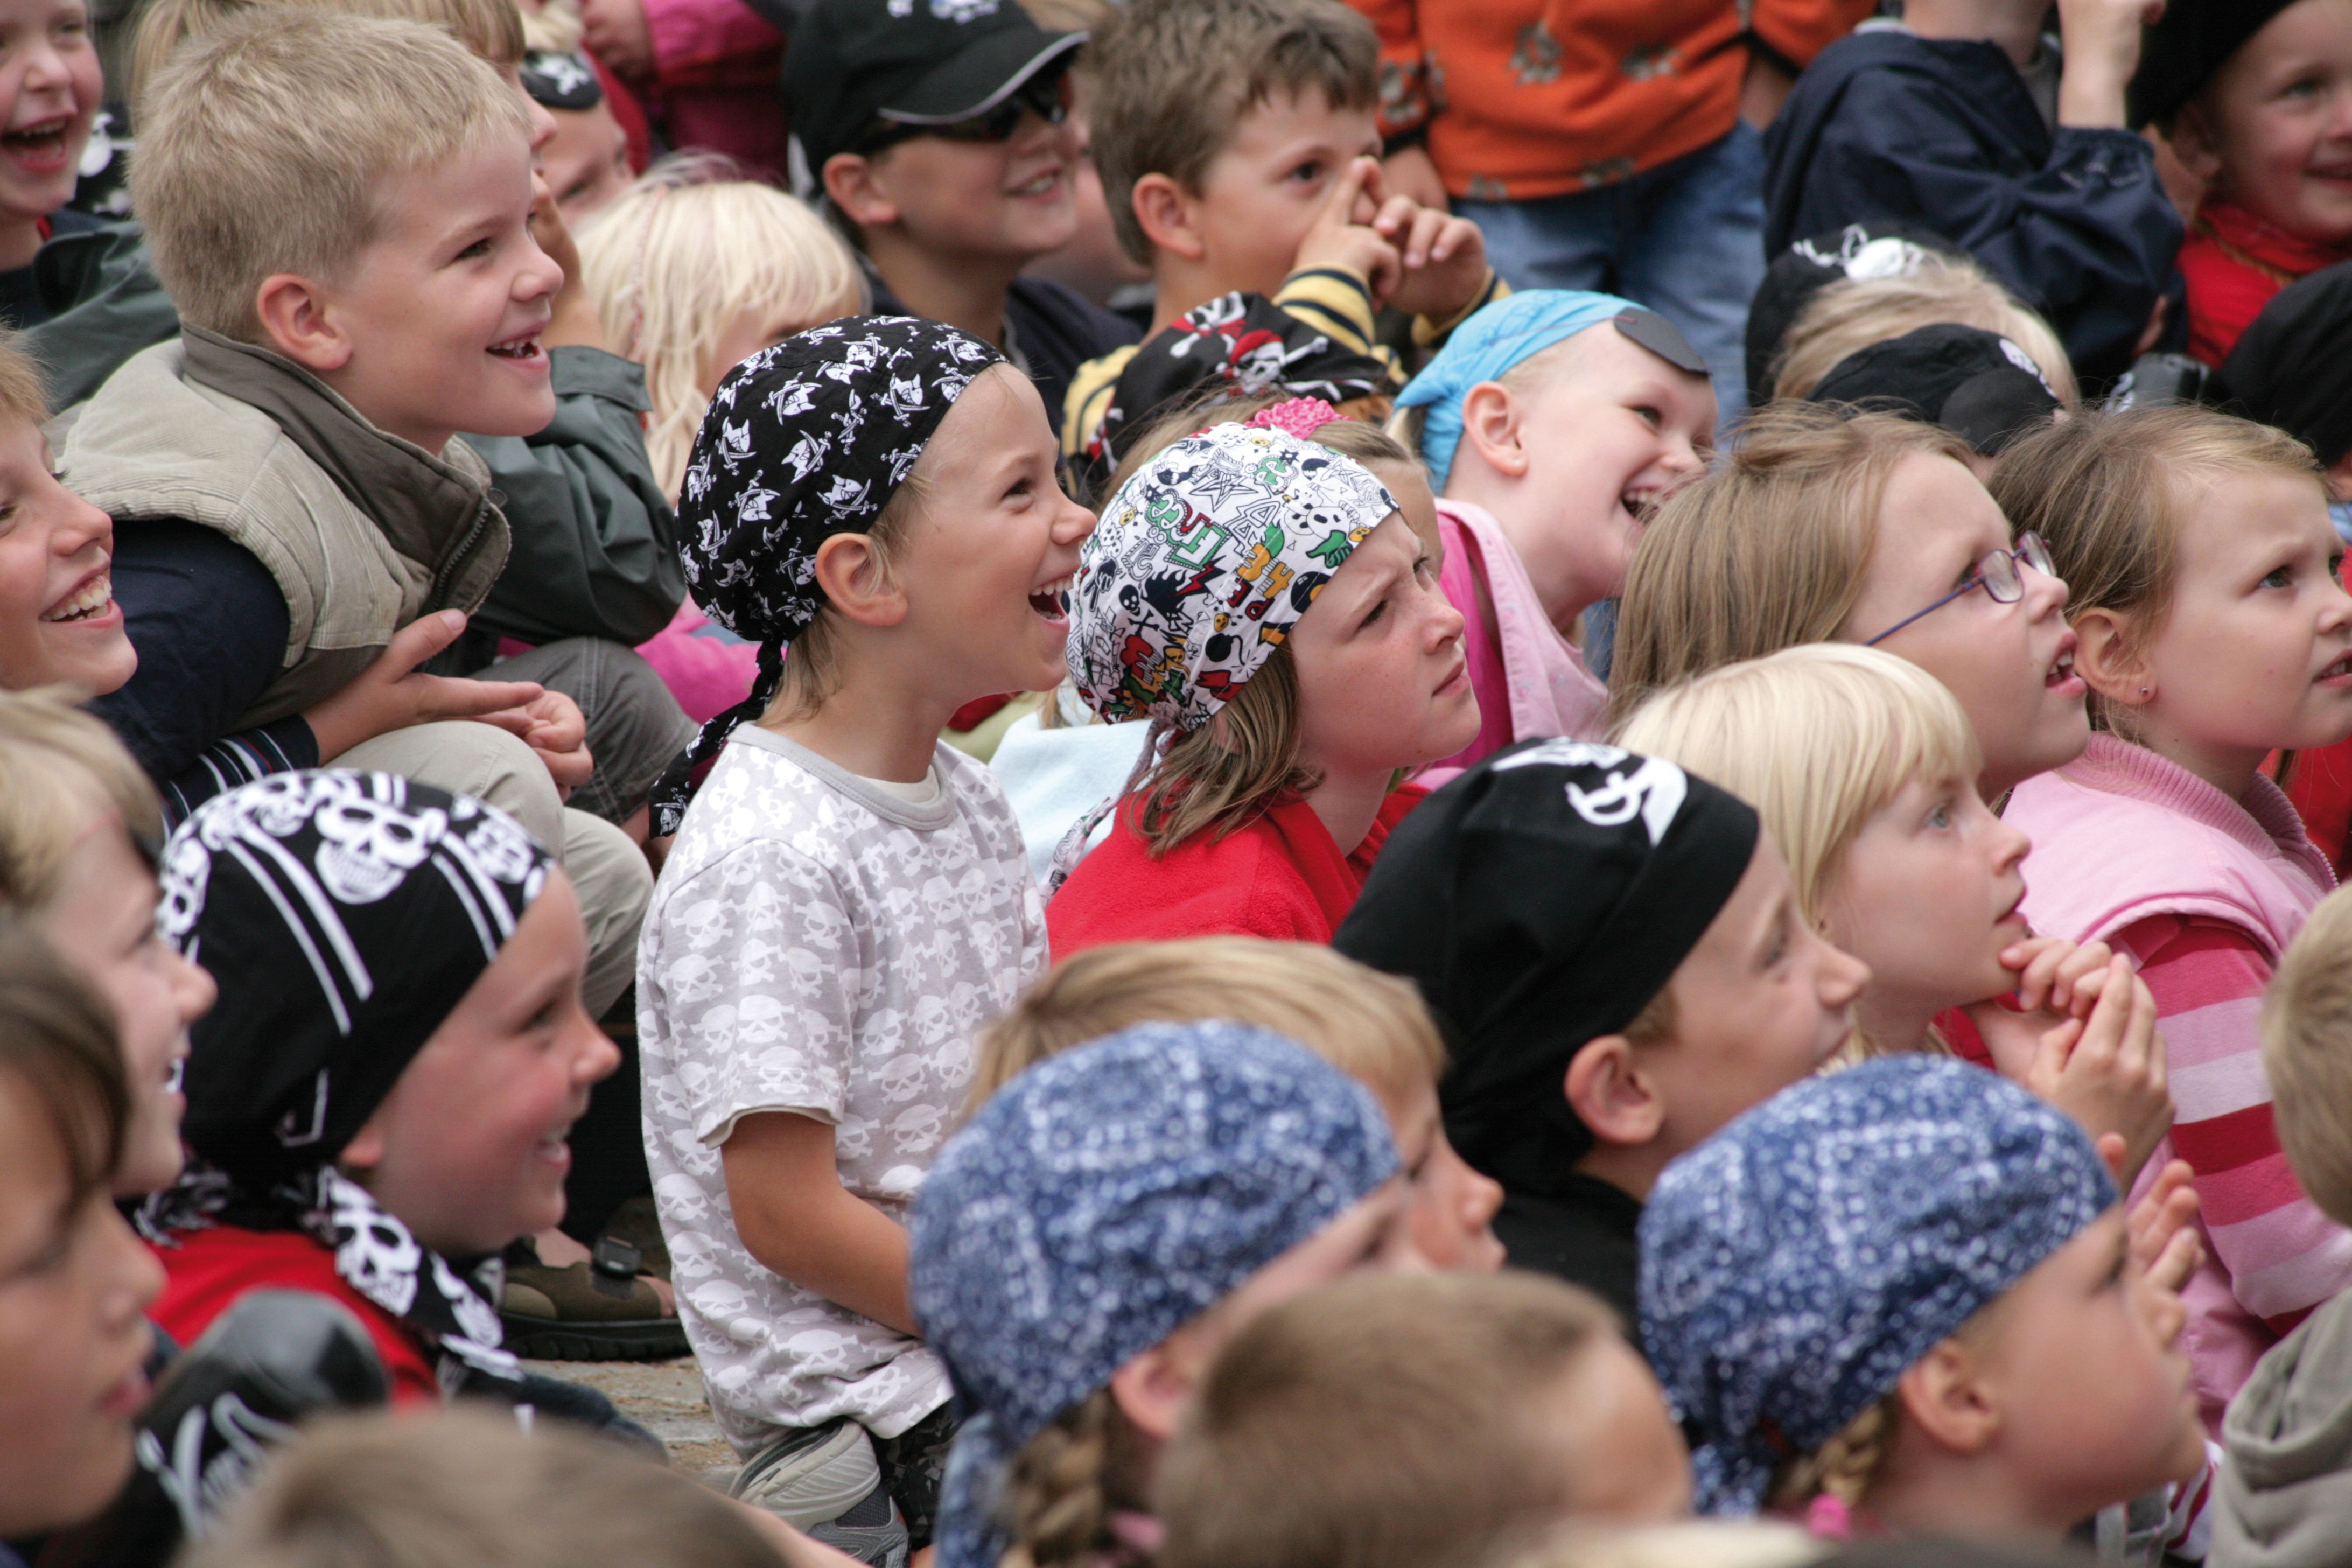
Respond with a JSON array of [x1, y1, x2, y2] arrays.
[[1354, 0, 1875, 201]]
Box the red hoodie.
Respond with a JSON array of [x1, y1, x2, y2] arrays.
[[2182, 199, 2352, 366], [1047, 786, 1426, 958]]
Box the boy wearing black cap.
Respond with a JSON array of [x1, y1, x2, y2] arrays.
[[2139, 0, 2352, 367], [1334, 739, 1869, 1325], [1809, 322, 2064, 462], [1761, 0, 2183, 386], [785, 0, 1137, 435]]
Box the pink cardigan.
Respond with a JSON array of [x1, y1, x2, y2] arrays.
[[1421, 499, 1607, 787], [2008, 734, 2352, 1428]]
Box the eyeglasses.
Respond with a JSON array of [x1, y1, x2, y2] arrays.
[[855, 73, 1069, 157], [1861, 533, 2057, 647]]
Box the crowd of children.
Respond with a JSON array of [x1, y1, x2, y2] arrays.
[[19, 0, 2352, 1565]]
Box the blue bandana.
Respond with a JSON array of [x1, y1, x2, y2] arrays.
[[909, 1021, 1398, 1568], [1639, 1055, 2117, 1517], [1395, 289, 1642, 489]]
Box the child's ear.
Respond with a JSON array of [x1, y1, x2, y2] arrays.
[[1459, 382, 1528, 480], [1130, 173, 1206, 264], [1107, 1339, 1193, 1442], [1563, 1035, 1665, 1149], [2164, 102, 2223, 185], [253, 274, 354, 374], [1893, 1337, 2000, 1456], [822, 151, 899, 232], [2070, 607, 2153, 709], [810, 531, 909, 629]]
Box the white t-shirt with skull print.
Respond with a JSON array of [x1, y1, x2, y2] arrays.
[[638, 726, 1046, 1450]]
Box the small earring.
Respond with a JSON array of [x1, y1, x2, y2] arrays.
[[2139, 685, 2151, 696]]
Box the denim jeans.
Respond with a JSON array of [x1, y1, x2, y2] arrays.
[[1454, 121, 1769, 431]]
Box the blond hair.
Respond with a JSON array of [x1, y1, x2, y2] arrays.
[[1771, 260, 2078, 406], [1503, 1523, 1821, 1568], [0, 689, 165, 912], [1766, 1302, 2004, 1515], [518, 0, 581, 52], [580, 158, 867, 500], [1989, 406, 2325, 738], [128, 0, 526, 109], [1609, 404, 1974, 725], [179, 1408, 784, 1568], [969, 936, 1444, 1114], [1159, 1271, 1621, 1568], [2265, 884, 2352, 1226], [135, 9, 533, 342], [1090, 0, 1377, 264], [1615, 645, 1980, 936], [0, 326, 48, 430]]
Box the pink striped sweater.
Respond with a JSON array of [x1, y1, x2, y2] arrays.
[[2007, 734, 2352, 1432]]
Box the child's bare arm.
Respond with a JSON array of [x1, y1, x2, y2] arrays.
[[722, 1110, 921, 1336], [2054, 0, 2163, 129]]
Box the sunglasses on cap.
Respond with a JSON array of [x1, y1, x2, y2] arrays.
[[855, 69, 1070, 157]]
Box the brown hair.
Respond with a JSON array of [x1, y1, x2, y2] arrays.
[[1990, 406, 2323, 737], [0, 689, 166, 912], [2265, 884, 2352, 1226], [969, 936, 1445, 1114], [129, 0, 526, 110], [1158, 1271, 1621, 1568], [1089, 0, 1378, 265], [995, 1388, 1153, 1568], [0, 919, 128, 1209], [178, 1407, 785, 1568], [1608, 404, 1974, 726], [1767, 1301, 2005, 1514]]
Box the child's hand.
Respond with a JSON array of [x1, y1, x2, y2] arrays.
[[1965, 935, 2120, 1079], [1373, 191, 1490, 324], [1969, 951, 2172, 1183], [2119, 1151, 2201, 1348], [1292, 155, 1401, 305], [302, 611, 547, 762], [481, 690, 594, 800], [579, 0, 653, 81], [2055, 0, 2166, 130]]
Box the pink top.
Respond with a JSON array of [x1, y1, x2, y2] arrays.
[[636, 597, 760, 724], [2007, 733, 2352, 1429], [1422, 499, 1607, 786]]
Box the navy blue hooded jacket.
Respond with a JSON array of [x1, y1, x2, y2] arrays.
[[1762, 29, 2183, 384]]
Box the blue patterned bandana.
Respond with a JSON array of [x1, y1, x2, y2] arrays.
[[1639, 1055, 2117, 1517], [910, 1021, 1398, 1568]]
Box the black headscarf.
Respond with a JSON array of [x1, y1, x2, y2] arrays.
[[1334, 740, 1758, 1198], [648, 314, 1007, 834], [140, 771, 554, 1394], [2224, 259, 2352, 469]]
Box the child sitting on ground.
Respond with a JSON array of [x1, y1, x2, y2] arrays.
[[1065, 0, 1499, 467], [577, 157, 867, 723], [1335, 741, 1870, 1321], [2137, 0, 2352, 365], [969, 935, 1503, 1269], [1763, 0, 2181, 384], [2214, 881, 2352, 1558], [1047, 416, 1476, 953], [139, 772, 627, 1418], [638, 317, 1085, 1561], [1996, 405, 2352, 1431], [910, 1020, 1421, 1568], [1391, 290, 1717, 774], [1644, 1055, 2209, 1545], [1611, 403, 2088, 802], [0, 920, 165, 1544], [1160, 1271, 1692, 1568], [1616, 643, 2171, 1181]]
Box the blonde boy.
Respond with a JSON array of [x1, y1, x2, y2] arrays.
[[1062, 0, 1500, 460], [970, 936, 1506, 1271]]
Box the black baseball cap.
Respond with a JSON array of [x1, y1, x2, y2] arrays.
[[1747, 222, 1971, 409], [785, 0, 1083, 174], [2130, 0, 2296, 129], [1810, 323, 2062, 456]]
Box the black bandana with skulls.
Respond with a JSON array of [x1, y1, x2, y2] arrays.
[[137, 770, 555, 1395], [649, 314, 1008, 834]]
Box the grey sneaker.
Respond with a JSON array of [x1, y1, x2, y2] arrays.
[[731, 1419, 909, 1568]]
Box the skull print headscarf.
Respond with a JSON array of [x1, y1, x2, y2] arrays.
[[649, 314, 1008, 834], [138, 771, 555, 1395]]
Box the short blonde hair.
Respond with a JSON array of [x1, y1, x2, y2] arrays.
[[1160, 1271, 1622, 1568], [579, 157, 867, 501], [134, 9, 533, 342], [128, 0, 526, 108], [519, 0, 582, 52], [1772, 259, 2078, 406], [1990, 406, 2324, 737], [0, 327, 48, 430], [2265, 885, 2352, 1225], [1502, 1523, 1821, 1568], [1615, 645, 1980, 930], [179, 1408, 785, 1568], [969, 936, 1444, 1114], [0, 689, 164, 912], [1609, 404, 1974, 725]]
